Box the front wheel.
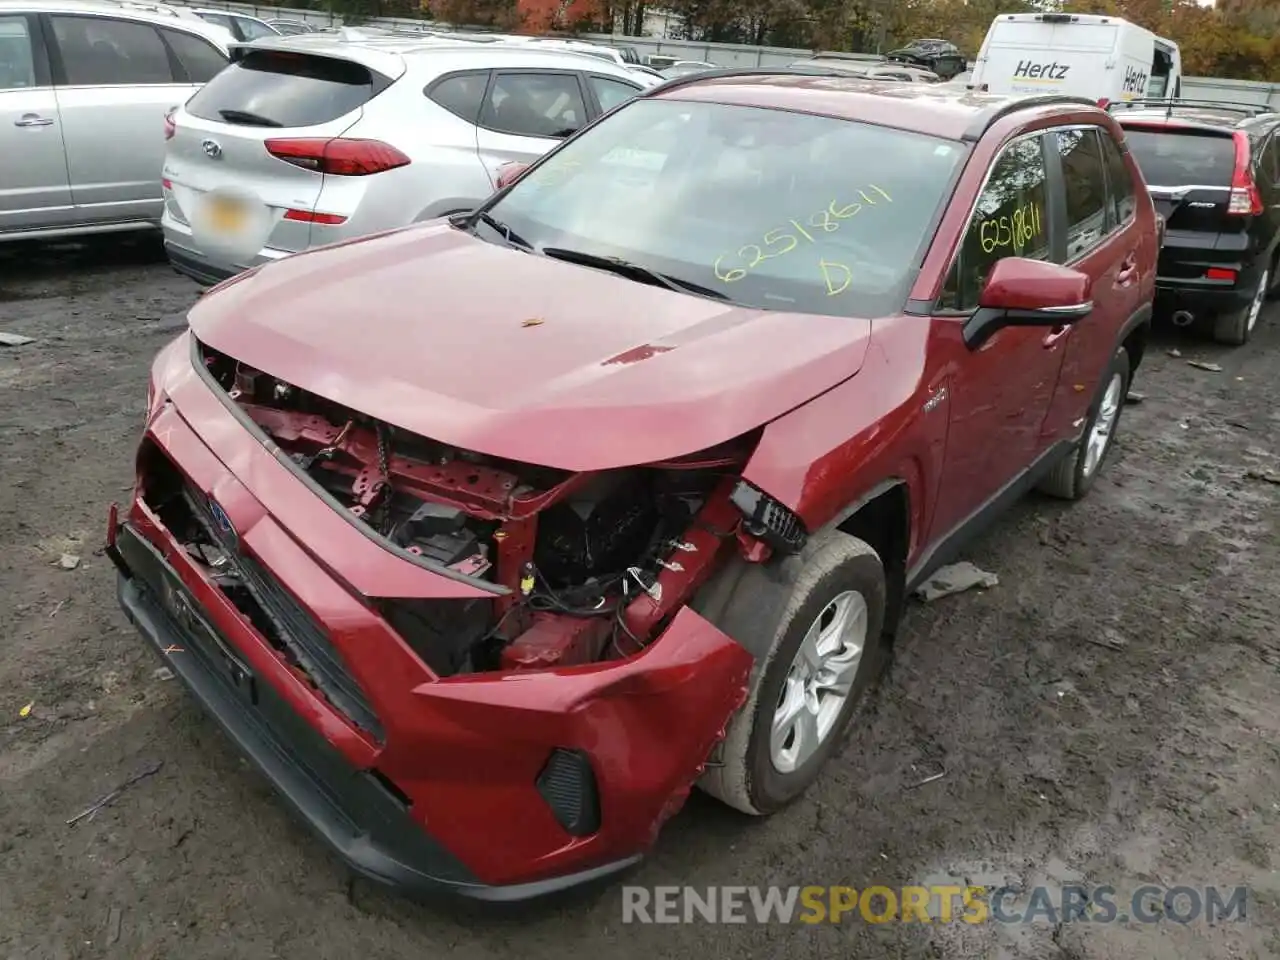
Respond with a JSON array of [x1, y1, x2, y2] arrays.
[[1038, 346, 1130, 501], [696, 530, 888, 816]]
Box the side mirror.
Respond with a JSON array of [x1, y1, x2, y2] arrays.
[[963, 258, 1093, 350], [495, 161, 530, 191]]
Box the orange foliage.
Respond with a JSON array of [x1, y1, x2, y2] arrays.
[[514, 0, 604, 33]]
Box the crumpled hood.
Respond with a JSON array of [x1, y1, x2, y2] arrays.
[[188, 221, 872, 471]]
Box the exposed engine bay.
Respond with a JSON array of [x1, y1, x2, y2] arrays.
[[162, 343, 800, 680]]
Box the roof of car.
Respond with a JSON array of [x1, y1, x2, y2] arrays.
[[648, 70, 1100, 141], [1111, 101, 1278, 130], [231, 31, 655, 80]]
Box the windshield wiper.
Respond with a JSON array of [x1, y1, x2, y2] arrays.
[[539, 247, 728, 300], [467, 211, 531, 250], [217, 109, 282, 127]]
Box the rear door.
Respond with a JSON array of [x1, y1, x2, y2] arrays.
[[473, 70, 591, 189], [165, 48, 397, 255], [46, 13, 197, 224], [1120, 121, 1248, 283], [0, 11, 74, 233], [1040, 125, 1147, 441]]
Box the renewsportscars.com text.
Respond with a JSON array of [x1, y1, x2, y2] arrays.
[[621, 885, 1248, 925]]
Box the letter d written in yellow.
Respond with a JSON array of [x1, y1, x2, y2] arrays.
[[799, 886, 827, 924], [818, 259, 852, 297]]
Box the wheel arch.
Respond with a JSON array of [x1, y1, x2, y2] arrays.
[[826, 480, 912, 645]]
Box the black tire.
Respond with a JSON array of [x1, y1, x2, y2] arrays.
[[1038, 346, 1131, 501], [1213, 265, 1269, 345], [1267, 249, 1280, 302], [695, 529, 888, 816]]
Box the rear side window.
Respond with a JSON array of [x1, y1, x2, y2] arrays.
[[0, 15, 36, 90], [1099, 130, 1137, 227], [161, 27, 227, 83], [941, 135, 1050, 311], [588, 74, 639, 112], [51, 15, 173, 85], [1055, 128, 1109, 258], [427, 70, 488, 123], [480, 72, 587, 139], [1122, 127, 1237, 187], [185, 50, 386, 127]]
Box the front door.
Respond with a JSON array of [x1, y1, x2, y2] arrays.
[[929, 132, 1069, 540]]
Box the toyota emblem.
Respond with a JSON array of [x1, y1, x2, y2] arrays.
[[202, 138, 222, 159]]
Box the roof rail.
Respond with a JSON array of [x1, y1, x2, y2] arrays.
[[640, 65, 852, 97], [1106, 97, 1274, 119], [962, 94, 1100, 141]]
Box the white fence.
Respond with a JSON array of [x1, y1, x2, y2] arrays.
[[177, 0, 1280, 107]]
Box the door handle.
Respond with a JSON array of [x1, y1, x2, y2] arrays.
[[1042, 325, 1071, 348], [14, 115, 54, 127]]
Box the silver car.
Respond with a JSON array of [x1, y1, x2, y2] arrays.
[[160, 35, 659, 284], [0, 0, 231, 241], [189, 6, 279, 41]]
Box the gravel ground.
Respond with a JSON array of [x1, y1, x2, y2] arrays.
[[1, 235, 1278, 960]]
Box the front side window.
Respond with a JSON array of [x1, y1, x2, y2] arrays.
[[1056, 128, 1110, 258], [52, 15, 172, 85], [940, 135, 1050, 311], [482, 99, 966, 318], [480, 72, 586, 139], [0, 15, 36, 90]]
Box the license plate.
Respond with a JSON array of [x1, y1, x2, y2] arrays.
[[205, 195, 247, 233], [157, 566, 257, 702]]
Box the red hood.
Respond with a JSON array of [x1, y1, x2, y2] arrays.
[[188, 222, 872, 471]]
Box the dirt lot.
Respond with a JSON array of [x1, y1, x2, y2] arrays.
[[1, 235, 1278, 960]]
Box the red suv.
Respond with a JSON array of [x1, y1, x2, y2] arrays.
[[108, 71, 1157, 901]]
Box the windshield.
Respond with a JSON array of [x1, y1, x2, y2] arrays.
[[482, 99, 965, 318]]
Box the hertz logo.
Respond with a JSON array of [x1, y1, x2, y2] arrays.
[[1013, 59, 1071, 81]]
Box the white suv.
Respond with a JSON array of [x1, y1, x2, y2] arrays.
[[160, 35, 658, 284]]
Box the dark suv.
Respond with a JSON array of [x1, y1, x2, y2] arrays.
[[1111, 99, 1280, 344], [885, 39, 967, 80]]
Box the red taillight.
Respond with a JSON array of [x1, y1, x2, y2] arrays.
[[264, 138, 411, 176], [1097, 97, 1111, 110], [163, 106, 177, 141], [283, 209, 347, 225], [161, 177, 172, 190], [1205, 266, 1237, 282], [1228, 130, 1263, 216]]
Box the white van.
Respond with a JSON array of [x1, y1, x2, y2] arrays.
[[968, 12, 1182, 106]]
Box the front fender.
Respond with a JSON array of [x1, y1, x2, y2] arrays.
[[740, 315, 943, 551]]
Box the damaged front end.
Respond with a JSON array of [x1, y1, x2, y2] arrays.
[[110, 332, 817, 895], [194, 339, 796, 680]]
